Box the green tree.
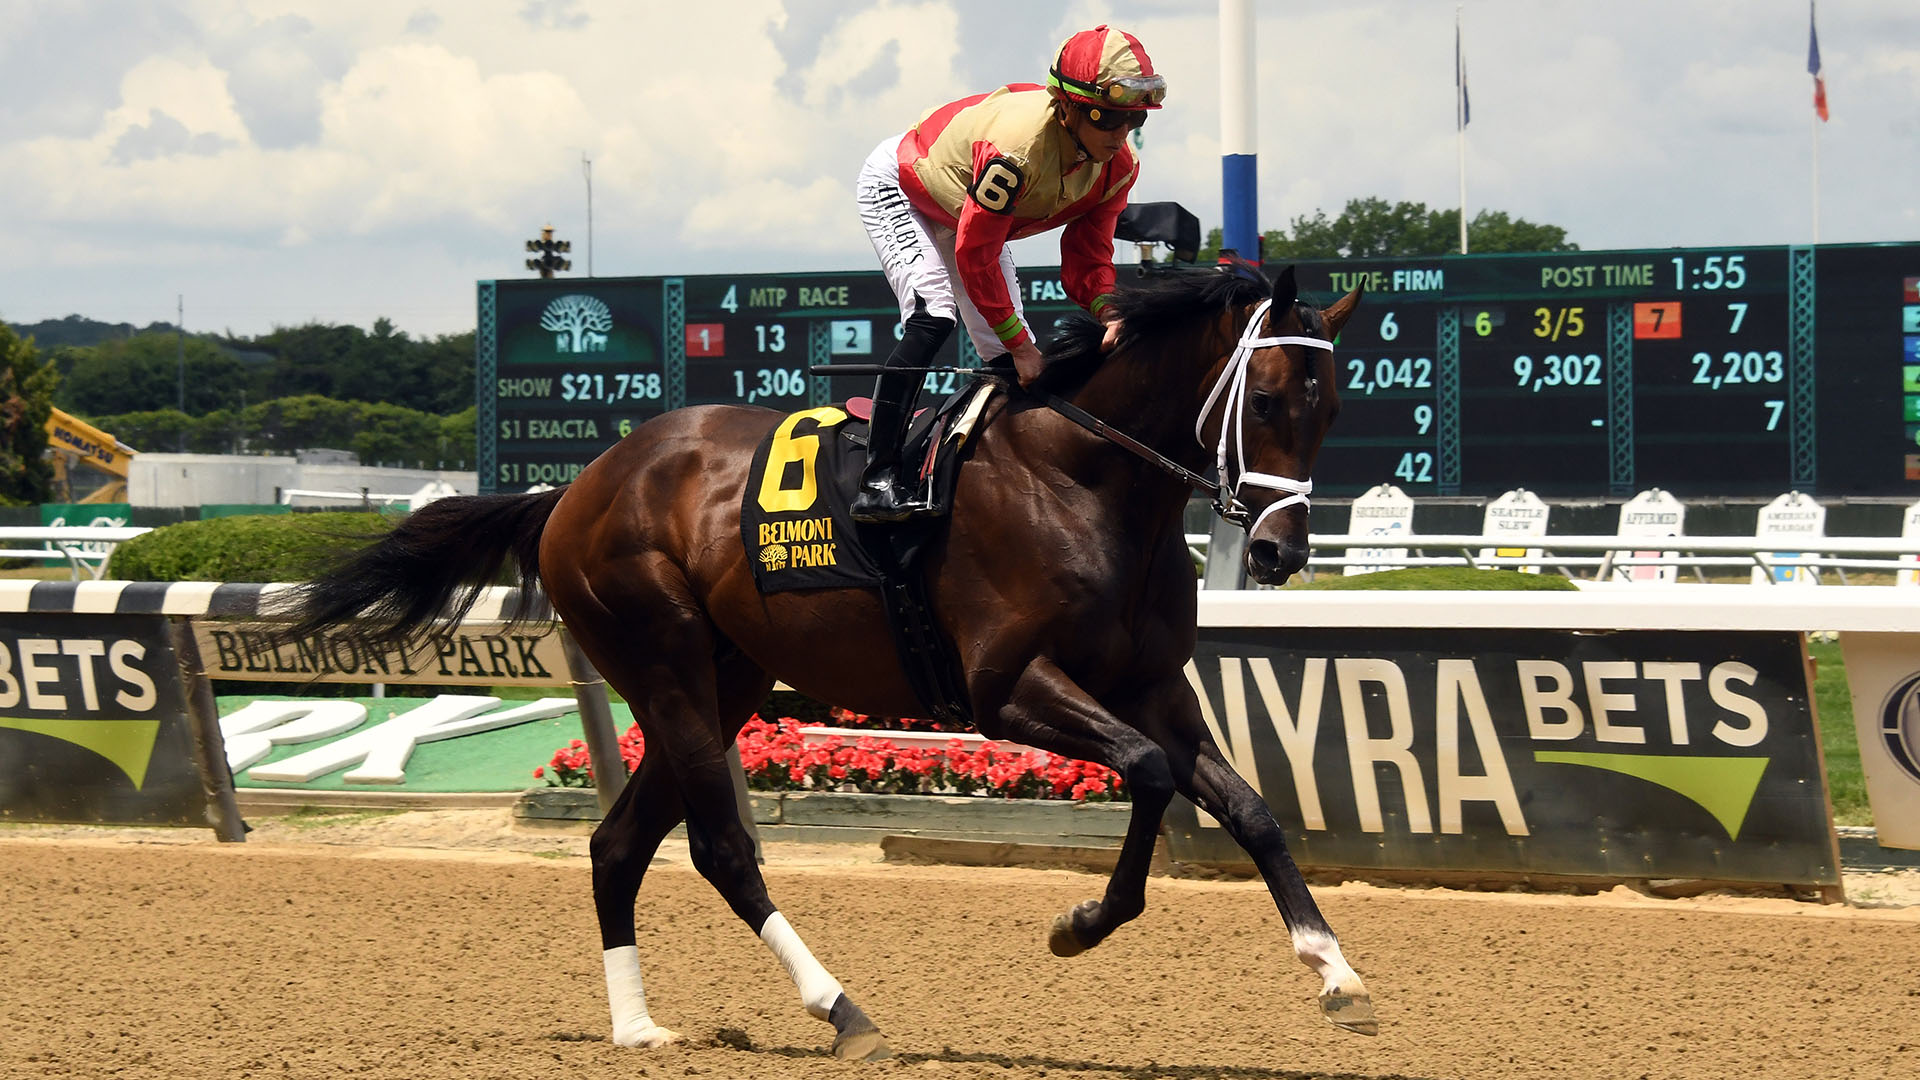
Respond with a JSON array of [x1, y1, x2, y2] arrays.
[[334, 318, 420, 409], [438, 406, 476, 468], [89, 395, 472, 468], [257, 323, 361, 400], [0, 324, 59, 505], [1195, 197, 1577, 262], [52, 333, 260, 417], [87, 409, 194, 454], [350, 401, 438, 465], [251, 394, 363, 454], [418, 331, 477, 414]]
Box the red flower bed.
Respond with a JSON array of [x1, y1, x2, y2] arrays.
[[537, 715, 1125, 802]]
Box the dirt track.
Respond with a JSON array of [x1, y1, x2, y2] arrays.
[[3, 816, 1917, 1080]]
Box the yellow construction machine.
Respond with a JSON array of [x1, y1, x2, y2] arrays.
[[45, 407, 137, 503]]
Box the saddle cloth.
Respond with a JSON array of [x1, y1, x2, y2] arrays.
[[741, 379, 999, 595]]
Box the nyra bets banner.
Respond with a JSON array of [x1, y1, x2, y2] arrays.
[[1166, 627, 1839, 887], [0, 613, 215, 827]]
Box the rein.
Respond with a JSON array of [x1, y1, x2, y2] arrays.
[[1031, 387, 1224, 500], [1026, 297, 1334, 530]]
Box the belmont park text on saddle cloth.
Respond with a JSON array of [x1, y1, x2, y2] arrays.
[[740, 382, 997, 595]]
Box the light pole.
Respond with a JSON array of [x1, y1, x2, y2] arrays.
[[525, 225, 572, 278], [176, 295, 186, 451]]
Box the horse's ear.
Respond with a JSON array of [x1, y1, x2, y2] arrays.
[[1271, 265, 1298, 309], [1322, 287, 1364, 339]]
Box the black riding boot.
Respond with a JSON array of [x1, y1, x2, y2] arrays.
[[850, 370, 920, 523], [850, 299, 954, 524]]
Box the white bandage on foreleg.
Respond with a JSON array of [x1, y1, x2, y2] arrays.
[[1292, 928, 1360, 991], [758, 911, 845, 1020], [603, 946, 656, 1044]]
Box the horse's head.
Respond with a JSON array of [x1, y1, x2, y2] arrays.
[[1197, 266, 1361, 586]]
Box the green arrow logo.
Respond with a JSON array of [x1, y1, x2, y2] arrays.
[[0, 717, 163, 790], [1534, 751, 1768, 840]]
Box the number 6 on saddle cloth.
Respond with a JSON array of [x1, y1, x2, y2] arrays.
[[739, 379, 997, 594], [739, 380, 999, 723]]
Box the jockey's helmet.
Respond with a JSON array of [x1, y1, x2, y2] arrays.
[[1048, 24, 1166, 115]]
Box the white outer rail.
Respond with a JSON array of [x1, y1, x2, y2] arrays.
[[1195, 586, 1920, 632], [1301, 533, 1920, 557], [0, 526, 152, 581]]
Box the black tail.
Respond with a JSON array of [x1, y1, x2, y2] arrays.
[[278, 488, 566, 651]]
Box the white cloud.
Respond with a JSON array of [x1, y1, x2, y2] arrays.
[[105, 54, 251, 143], [2, 0, 1916, 336], [682, 176, 857, 251]]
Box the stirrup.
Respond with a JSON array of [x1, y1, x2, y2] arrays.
[[850, 480, 925, 524], [849, 492, 915, 523]]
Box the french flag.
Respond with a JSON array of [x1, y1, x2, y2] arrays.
[[1808, 2, 1829, 122]]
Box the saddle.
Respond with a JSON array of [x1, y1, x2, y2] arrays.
[[739, 379, 1000, 724]]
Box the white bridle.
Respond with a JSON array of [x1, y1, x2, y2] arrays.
[[1193, 297, 1334, 534]]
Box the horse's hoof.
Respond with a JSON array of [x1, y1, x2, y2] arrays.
[[828, 994, 891, 1061], [612, 1022, 680, 1048], [1319, 984, 1378, 1036], [1048, 912, 1087, 957], [832, 1027, 892, 1062], [1047, 899, 1101, 957]]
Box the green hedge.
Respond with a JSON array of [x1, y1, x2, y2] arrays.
[[1291, 567, 1579, 591], [107, 512, 394, 582]]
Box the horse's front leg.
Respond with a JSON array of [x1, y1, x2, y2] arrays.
[[986, 656, 1175, 957], [1142, 692, 1378, 1037]]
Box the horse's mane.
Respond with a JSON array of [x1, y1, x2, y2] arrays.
[[1036, 265, 1273, 394]]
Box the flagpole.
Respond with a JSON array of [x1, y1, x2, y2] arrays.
[[1808, 0, 1823, 245], [1456, 6, 1468, 255]]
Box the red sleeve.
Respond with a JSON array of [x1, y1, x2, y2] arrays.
[[954, 201, 1023, 347], [1060, 162, 1135, 316]]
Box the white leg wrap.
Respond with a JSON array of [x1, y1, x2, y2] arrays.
[[603, 946, 677, 1048], [1293, 928, 1361, 992], [758, 911, 845, 1020]]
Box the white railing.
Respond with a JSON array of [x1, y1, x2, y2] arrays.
[[1189, 530, 1920, 585], [0, 526, 152, 581], [1194, 585, 1920, 631], [1300, 532, 1920, 582]]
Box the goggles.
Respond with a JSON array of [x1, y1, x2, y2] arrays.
[[1099, 74, 1167, 107], [1084, 106, 1148, 132], [1049, 69, 1167, 109]]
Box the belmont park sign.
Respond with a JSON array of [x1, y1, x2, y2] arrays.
[[194, 622, 568, 686]]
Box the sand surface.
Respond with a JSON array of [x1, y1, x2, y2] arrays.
[[3, 811, 1917, 1080]]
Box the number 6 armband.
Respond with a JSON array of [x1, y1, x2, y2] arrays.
[[968, 156, 1025, 215]]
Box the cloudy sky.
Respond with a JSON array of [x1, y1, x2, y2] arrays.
[[3, 0, 1915, 338]]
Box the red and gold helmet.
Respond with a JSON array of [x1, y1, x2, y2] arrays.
[[1048, 24, 1165, 112]]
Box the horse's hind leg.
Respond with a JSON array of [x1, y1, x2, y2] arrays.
[[673, 699, 890, 1059], [592, 749, 687, 1047], [593, 650, 772, 1048], [570, 578, 889, 1060], [1145, 688, 1377, 1036]]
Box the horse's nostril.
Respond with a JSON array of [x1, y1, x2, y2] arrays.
[[1248, 539, 1280, 568]]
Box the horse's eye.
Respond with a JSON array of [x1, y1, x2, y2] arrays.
[[1249, 390, 1273, 418]]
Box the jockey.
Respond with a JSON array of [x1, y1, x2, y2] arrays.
[[848, 24, 1164, 523]]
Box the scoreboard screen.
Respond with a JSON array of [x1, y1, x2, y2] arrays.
[[477, 242, 1920, 498]]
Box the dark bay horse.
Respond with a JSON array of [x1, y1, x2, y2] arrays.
[[283, 266, 1367, 1059]]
